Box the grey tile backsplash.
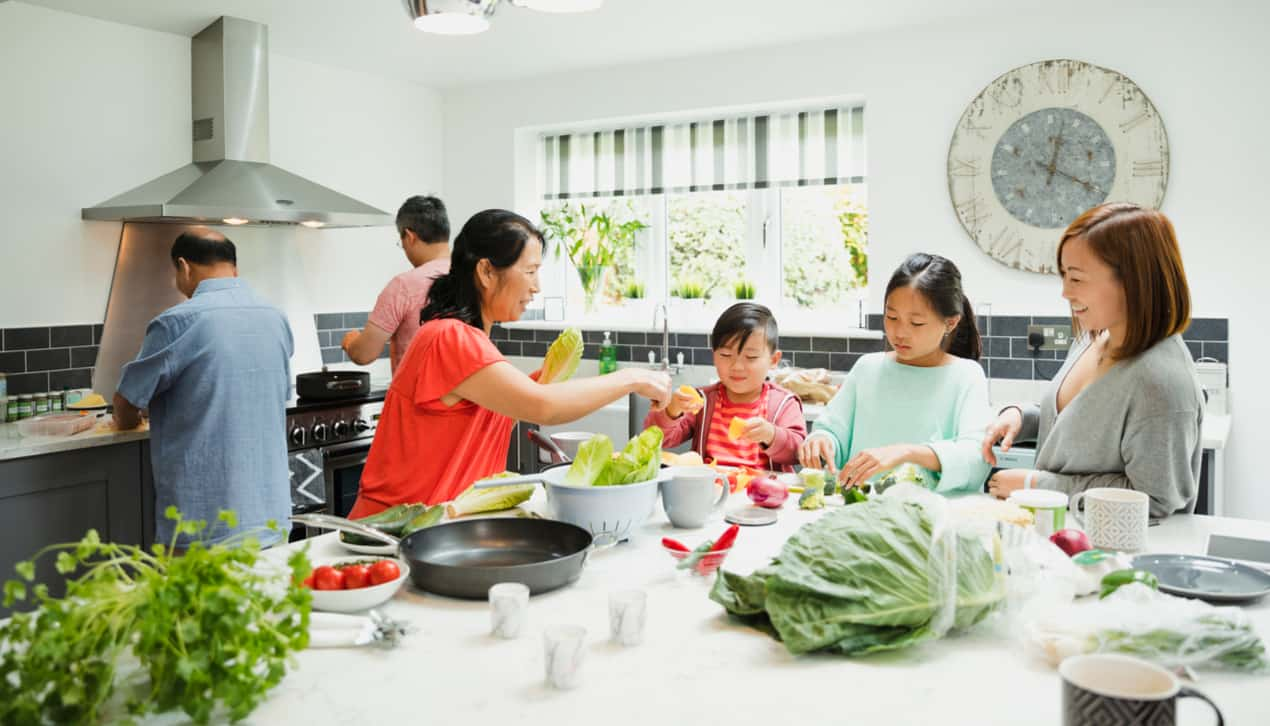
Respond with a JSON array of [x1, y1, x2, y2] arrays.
[[2, 313, 1227, 398], [0, 325, 101, 396], [312, 313, 390, 365]]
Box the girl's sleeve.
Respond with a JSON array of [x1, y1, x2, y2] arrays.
[[927, 369, 993, 494]]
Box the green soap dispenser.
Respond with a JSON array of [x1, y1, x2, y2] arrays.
[[598, 331, 618, 375]]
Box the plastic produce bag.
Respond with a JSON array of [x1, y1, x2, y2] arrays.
[[710, 484, 1007, 656], [1023, 582, 1268, 672]]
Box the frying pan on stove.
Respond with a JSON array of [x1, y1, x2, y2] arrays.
[[291, 513, 593, 599]]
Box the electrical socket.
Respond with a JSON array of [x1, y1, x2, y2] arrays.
[[1027, 324, 1071, 351]]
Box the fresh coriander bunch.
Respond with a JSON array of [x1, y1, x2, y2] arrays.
[[0, 507, 311, 724]]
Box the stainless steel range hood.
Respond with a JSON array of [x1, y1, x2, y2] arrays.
[[82, 17, 392, 229]]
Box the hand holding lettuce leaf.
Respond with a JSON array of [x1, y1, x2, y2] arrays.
[[562, 427, 664, 487], [537, 327, 583, 384]]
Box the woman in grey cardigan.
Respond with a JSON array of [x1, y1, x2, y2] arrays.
[[981, 203, 1203, 518]]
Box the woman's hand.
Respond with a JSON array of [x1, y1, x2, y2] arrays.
[[738, 417, 776, 446], [981, 407, 1024, 466], [627, 369, 672, 410], [838, 445, 913, 489], [798, 436, 837, 474], [987, 469, 1033, 499], [664, 386, 703, 419]]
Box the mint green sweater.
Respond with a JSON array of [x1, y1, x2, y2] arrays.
[[807, 353, 992, 495]]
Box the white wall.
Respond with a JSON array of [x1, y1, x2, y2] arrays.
[[0, 2, 443, 328], [441, 2, 1270, 519]]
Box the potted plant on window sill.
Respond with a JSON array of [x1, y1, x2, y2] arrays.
[[540, 203, 648, 313]]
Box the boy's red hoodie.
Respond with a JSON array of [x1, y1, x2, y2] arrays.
[[643, 380, 806, 472]]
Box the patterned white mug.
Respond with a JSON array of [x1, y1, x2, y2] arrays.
[[1070, 488, 1150, 552]]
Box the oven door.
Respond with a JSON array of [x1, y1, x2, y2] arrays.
[[321, 438, 373, 519]]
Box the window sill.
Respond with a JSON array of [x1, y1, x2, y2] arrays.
[[499, 319, 883, 340]]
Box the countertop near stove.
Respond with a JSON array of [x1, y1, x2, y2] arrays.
[[0, 419, 151, 462]]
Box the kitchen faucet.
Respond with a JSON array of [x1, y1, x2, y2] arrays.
[[651, 303, 680, 373]]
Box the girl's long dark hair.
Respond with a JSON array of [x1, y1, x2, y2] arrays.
[[421, 209, 545, 330], [884, 253, 981, 360]]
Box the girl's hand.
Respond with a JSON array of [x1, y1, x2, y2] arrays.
[[987, 469, 1033, 499], [739, 417, 775, 446], [981, 407, 1024, 466], [838, 445, 913, 489], [798, 437, 837, 474]]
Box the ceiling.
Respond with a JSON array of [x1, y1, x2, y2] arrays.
[[21, 0, 1057, 89]]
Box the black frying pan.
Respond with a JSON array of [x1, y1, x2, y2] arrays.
[[291, 513, 593, 599]]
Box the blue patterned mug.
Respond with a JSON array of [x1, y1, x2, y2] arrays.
[[1060, 654, 1223, 726]]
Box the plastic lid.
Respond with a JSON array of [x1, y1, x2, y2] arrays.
[[1009, 489, 1068, 508], [725, 506, 779, 526]]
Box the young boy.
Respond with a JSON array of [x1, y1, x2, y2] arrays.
[[645, 303, 806, 471]]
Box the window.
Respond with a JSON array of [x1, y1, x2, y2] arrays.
[[533, 104, 867, 326]]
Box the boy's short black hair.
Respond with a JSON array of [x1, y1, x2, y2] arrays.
[[396, 195, 450, 244], [170, 229, 236, 266], [711, 302, 778, 353]]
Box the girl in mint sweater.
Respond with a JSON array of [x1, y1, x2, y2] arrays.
[[799, 254, 991, 495]]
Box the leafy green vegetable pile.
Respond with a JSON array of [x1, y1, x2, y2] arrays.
[[1, 508, 311, 724], [562, 427, 663, 487], [710, 495, 1004, 656]]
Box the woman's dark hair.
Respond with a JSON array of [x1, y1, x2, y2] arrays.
[[397, 195, 450, 244], [421, 209, 545, 329], [711, 302, 778, 353], [171, 228, 236, 266], [884, 253, 981, 360]]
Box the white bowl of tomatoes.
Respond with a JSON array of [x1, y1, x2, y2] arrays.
[[303, 556, 409, 613]]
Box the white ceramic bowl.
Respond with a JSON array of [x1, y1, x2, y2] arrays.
[[308, 556, 409, 613], [547, 431, 595, 460], [539, 466, 663, 544]]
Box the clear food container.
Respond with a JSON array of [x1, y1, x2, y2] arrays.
[[15, 413, 96, 437]]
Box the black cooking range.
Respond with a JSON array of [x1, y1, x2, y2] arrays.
[[285, 369, 386, 541]]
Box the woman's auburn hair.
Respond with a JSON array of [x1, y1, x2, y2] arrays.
[[1058, 202, 1191, 360]]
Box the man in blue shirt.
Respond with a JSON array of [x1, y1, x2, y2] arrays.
[[113, 228, 293, 548]]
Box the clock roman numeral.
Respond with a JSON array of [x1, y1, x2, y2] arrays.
[[1098, 76, 1121, 105], [949, 157, 981, 177], [962, 118, 991, 140], [956, 196, 992, 227], [1132, 159, 1165, 177], [1119, 112, 1150, 133]]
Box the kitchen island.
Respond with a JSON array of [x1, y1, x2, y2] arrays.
[[249, 495, 1269, 725]]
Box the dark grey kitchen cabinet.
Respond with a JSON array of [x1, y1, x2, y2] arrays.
[[0, 442, 154, 615]]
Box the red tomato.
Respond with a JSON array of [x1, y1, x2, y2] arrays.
[[368, 559, 401, 585], [301, 573, 315, 589], [312, 565, 345, 591], [340, 564, 371, 590]]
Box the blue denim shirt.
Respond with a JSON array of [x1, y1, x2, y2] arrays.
[[117, 278, 293, 547]]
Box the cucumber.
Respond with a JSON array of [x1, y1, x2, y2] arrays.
[[400, 505, 446, 537]]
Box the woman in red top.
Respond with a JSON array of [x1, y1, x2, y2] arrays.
[[349, 210, 672, 516]]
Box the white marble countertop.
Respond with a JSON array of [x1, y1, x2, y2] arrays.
[[0, 418, 149, 462], [238, 496, 1270, 726]]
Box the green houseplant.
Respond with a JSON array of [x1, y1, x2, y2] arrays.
[[733, 279, 756, 300], [623, 281, 646, 300], [539, 202, 648, 311]]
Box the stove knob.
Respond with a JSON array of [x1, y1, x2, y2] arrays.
[[352, 418, 371, 433], [289, 427, 306, 448], [311, 422, 329, 443], [333, 420, 349, 438]]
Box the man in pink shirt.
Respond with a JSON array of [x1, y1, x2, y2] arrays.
[[342, 195, 450, 373]]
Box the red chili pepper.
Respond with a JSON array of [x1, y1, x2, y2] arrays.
[[710, 524, 739, 553], [662, 537, 690, 552]]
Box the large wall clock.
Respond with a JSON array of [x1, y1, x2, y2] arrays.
[[947, 59, 1169, 273]]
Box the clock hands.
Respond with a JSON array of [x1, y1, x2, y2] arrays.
[[1030, 160, 1106, 195], [1044, 128, 1066, 187]]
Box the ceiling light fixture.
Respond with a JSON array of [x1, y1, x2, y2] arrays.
[[222, 217, 249, 225], [405, 0, 601, 35], [299, 220, 326, 228], [404, 0, 499, 35]]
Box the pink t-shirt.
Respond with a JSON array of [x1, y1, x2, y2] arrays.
[[368, 258, 450, 372]]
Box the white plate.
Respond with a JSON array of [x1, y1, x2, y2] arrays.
[[309, 556, 410, 613]]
